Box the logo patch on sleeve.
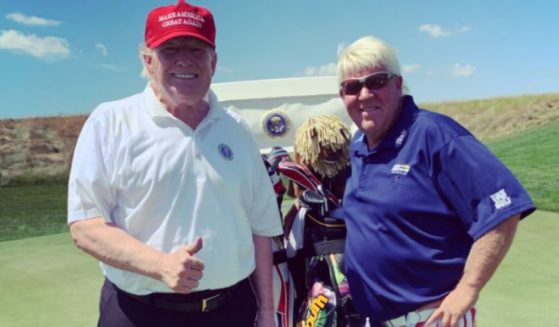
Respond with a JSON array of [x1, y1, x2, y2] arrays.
[[490, 189, 512, 209]]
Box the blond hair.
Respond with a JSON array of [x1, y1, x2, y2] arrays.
[[139, 44, 153, 80], [337, 36, 402, 84]]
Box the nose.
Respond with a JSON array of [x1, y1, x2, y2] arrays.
[[358, 83, 374, 100], [175, 48, 193, 67], [176, 56, 191, 67], [176, 59, 189, 67]]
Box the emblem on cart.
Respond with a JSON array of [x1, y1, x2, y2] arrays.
[[262, 110, 290, 138]]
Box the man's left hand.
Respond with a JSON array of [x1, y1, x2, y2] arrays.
[[424, 284, 478, 327]]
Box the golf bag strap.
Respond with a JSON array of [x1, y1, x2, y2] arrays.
[[273, 249, 288, 264], [313, 239, 345, 256]]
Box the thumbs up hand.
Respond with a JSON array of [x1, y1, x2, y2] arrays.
[[158, 236, 205, 293]]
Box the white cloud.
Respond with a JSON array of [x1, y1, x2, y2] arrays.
[[419, 24, 451, 38], [303, 62, 337, 76], [402, 64, 422, 73], [5, 12, 62, 27], [419, 24, 472, 38], [217, 65, 234, 74], [95, 43, 108, 57], [449, 63, 476, 77], [0, 29, 70, 60]]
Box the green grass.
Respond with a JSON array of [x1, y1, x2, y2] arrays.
[[0, 233, 102, 327], [487, 121, 559, 212], [0, 184, 68, 242], [476, 210, 559, 326], [1, 170, 69, 187], [0, 211, 556, 326]]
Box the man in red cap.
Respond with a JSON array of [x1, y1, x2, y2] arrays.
[[67, 1, 282, 326]]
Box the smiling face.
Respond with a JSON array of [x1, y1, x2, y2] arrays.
[[340, 66, 403, 149], [144, 36, 216, 107]]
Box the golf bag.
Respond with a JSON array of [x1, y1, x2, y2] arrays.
[[262, 149, 295, 327], [276, 160, 364, 327]]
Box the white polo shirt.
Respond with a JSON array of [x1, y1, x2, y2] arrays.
[[67, 85, 283, 295]]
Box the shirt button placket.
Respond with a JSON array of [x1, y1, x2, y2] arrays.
[[193, 132, 202, 160], [358, 157, 369, 191]]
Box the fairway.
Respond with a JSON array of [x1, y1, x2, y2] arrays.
[[0, 211, 557, 326]]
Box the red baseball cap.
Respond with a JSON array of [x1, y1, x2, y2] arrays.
[[145, 0, 216, 49]]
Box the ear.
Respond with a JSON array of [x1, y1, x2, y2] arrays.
[[143, 53, 154, 74], [210, 51, 218, 76], [395, 75, 403, 91]]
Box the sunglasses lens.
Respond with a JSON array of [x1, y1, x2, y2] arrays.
[[342, 73, 391, 95], [343, 80, 363, 95], [364, 74, 389, 90]]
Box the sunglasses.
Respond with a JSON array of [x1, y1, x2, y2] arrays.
[[340, 72, 395, 95]]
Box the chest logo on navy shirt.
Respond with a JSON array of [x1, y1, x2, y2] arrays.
[[490, 189, 512, 209], [218, 144, 234, 160], [391, 163, 411, 175]]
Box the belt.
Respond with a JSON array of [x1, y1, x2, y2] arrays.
[[273, 249, 288, 264], [381, 308, 435, 327], [381, 306, 476, 327], [113, 279, 244, 313]]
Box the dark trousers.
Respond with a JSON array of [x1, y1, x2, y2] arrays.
[[98, 278, 257, 327]]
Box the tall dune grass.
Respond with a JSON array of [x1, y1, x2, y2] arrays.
[[425, 92, 559, 141]]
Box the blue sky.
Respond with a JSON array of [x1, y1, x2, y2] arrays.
[[1, 0, 558, 119]]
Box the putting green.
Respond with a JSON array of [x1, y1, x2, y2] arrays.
[[0, 211, 557, 326], [0, 233, 102, 327], [477, 210, 559, 326]]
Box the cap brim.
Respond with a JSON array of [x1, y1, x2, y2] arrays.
[[148, 30, 215, 49]]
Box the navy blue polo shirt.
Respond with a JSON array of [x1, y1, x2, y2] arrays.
[[342, 96, 535, 321]]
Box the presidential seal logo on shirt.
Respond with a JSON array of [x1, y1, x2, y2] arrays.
[[262, 110, 290, 138], [218, 143, 234, 160]]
